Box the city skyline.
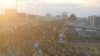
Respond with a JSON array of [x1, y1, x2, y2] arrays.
[[0, 0, 100, 17]]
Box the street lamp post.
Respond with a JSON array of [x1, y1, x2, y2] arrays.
[[16, 0, 17, 11], [26, 0, 31, 19], [28, 0, 30, 15], [0, 0, 3, 23]]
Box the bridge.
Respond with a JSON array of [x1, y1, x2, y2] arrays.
[[68, 22, 100, 30], [66, 43, 100, 48]]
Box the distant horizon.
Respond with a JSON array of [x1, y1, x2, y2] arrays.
[[0, 0, 100, 17]]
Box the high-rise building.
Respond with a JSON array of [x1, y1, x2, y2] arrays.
[[88, 15, 96, 26], [88, 15, 100, 27], [96, 16, 100, 27]]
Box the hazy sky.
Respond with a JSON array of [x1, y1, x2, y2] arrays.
[[0, 0, 100, 17]]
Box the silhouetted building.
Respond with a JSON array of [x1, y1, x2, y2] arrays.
[[18, 13, 26, 19], [28, 14, 36, 19], [68, 14, 77, 24], [46, 13, 52, 19], [77, 17, 88, 25], [88, 15, 100, 27], [4, 9, 18, 19], [62, 11, 68, 19], [96, 16, 100, 27], [55, 15, 62, 19], [69, 14, 77, 20], [88, 15, 96, 26]]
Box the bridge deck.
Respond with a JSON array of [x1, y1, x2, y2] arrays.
[[68, 23, 100, 30]]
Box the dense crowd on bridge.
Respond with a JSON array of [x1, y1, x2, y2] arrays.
[[0, 19, 100, 56]]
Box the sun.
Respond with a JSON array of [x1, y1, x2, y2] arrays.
[[1, 0, 17, 9]]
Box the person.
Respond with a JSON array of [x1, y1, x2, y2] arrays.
[[34, 40, 39, 49], [59, 34, 64, 43]]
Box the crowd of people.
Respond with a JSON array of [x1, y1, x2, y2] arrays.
[[0, 19, 100, 56]]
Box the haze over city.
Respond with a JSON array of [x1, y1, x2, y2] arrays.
[[0, 0, 100, 17], [0, 0, 100, 56]]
